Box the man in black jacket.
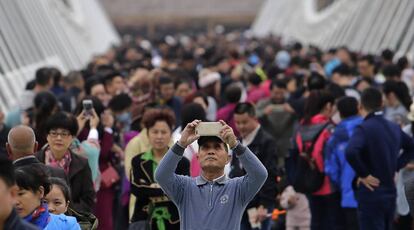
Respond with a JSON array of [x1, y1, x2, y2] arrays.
[[6, 125, 66, 180], [0, 156, 38, 230], [232, 102, 278, 230]]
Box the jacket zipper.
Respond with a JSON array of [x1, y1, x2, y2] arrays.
[[209, 183, 213, 207]]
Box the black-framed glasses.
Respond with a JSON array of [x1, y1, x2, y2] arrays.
[[48, 130, 71, 138]]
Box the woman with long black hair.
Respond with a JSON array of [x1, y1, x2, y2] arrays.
[[290, 90, 343, 230]]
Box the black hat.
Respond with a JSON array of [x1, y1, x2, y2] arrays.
[[197, 136, 224, 147]]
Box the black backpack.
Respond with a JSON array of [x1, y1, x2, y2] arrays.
[[286, 122, 331, 194], [67, 207, 98, 230]]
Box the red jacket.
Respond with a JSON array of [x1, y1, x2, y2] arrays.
[[247, 86, 268, 104], [296, 114, 335, 195]]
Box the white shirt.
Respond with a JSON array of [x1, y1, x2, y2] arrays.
[[242, 125, 261, 146]]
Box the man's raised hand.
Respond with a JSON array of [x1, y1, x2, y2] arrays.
[[178, 120, 201, 148], [218, 120, 238, 149]]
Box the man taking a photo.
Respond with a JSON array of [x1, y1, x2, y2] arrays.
[[155, 120, 268, 230]]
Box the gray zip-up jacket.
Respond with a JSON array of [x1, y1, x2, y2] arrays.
[[155, 142, 268, 230]]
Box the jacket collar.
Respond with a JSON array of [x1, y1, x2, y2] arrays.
[[136, 150, 158, 184], [246, 127, 265, 147], [241, 125, 261, 146], [140, 150, 155, 161], [67, 153, 85, 180], [36, 146, 85, 180], [196, 174, 228, 186], [341, 115, 362, 122], [13, 155, 38, 165], [4, 209, 24, 229], [364, 111, 383, 120], [309, 114, 330, 124]]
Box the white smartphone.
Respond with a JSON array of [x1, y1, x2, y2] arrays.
[[196, 122, 223, 136]]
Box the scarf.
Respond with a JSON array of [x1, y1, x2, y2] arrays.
[[45, 147, 72, 175], [23, 203, 50, 229]]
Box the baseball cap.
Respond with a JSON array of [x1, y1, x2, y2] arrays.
[[197, 136, 224, 146], [197, 136, 230, 153]]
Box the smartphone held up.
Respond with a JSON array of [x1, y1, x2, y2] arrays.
[[195, 122, 223, 137], [82, 99, 93, 118]]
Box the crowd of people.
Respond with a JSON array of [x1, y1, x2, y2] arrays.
[[1, 29, 414, 230]]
